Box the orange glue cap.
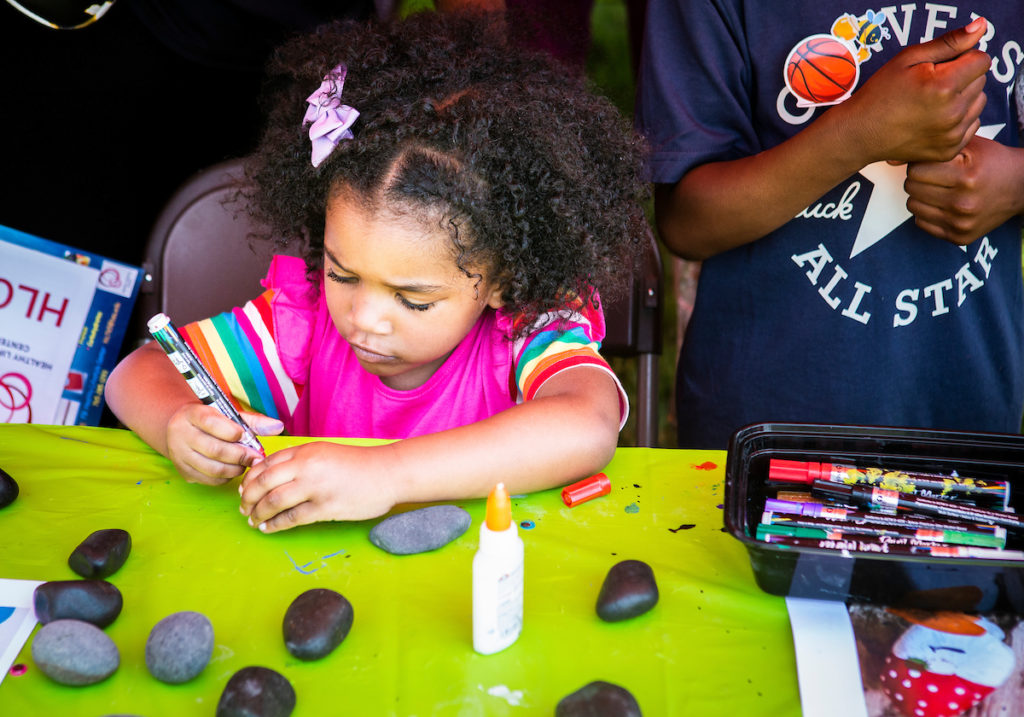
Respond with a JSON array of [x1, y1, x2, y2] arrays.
[[485, 482, 512, 531], [562, 473, 611, 507]]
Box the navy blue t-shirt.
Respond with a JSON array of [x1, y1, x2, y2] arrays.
[[637, 0, 1024, 448]]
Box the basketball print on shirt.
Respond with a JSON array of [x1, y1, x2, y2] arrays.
[[784, 9, 891, 106]]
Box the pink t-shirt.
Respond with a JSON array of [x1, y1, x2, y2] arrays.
[[181, 255, 626, 439]]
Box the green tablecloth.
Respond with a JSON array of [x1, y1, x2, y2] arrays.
[[0, 425, 800, 715]]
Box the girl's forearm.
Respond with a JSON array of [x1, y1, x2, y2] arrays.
[[384, 369, 621, 504], [104, 342, 197, 456]]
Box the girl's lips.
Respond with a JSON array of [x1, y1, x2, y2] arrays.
[[350, 343, 395, 363]]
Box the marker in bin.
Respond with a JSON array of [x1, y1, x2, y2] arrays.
[[147, 313, 265, 457]]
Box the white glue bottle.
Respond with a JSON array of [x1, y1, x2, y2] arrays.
[[472, 482, 524, 654]]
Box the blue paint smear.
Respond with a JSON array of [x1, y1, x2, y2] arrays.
[[520, 520, 535, 530], [624, 503, 639, 514]]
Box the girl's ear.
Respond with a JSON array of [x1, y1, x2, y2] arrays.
[[485, 283, 505, 310]]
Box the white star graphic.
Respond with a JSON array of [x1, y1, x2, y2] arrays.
[[849, 124, 1004, 258]]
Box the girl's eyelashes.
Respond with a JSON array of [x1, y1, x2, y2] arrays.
[[328, 267, 434, 312], [326, 267, 356, 284], [397, 294, 433, 312]]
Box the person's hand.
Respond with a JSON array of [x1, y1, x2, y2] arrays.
[[238, 442, 400, 533], [845, 17, 990, 165], [165, 405, 281, 485], [905, 136, 1024, 245]]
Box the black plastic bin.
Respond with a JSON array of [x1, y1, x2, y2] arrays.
[[723, 423, 1024, 612]]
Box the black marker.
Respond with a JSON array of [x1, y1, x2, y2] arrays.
[[810, 480, 1022, 532]]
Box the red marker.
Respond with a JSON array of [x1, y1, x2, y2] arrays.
[[769, 459, 1009, 509], [562, 473, 611, 507]]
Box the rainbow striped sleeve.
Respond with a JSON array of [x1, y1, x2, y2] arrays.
[[178, 290, 301, 420], [513, 304, 628, 425]]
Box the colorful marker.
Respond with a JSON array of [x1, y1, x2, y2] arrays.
[[759, 532, 1024, 561], [758, 515, 1005, 549], [769, 458, 1010, 510], [764, 498, 1005, 536], [147, 313, 264, 457], [810, 480, 1022, 532]]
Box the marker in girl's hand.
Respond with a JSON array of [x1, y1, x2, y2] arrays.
[[147, 313, 266, 457]]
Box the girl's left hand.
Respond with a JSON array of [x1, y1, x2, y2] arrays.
[[238, 442, 399, 533]]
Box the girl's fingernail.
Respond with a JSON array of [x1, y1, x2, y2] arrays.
[[247, 516, 254, 527], [238, 483, 244, 495], [258, 522, 268, 532], [239, 505, 246, 515]]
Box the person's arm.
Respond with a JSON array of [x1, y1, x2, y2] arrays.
[[238, 364, 621, 533], [105, 342, 276, 483], [904, 136, 1024, 245], [656, 18, 991, 261]]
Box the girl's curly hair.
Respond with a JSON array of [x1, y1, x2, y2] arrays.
[[246, 10, 649, 334]]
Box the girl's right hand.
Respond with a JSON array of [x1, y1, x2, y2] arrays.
[[164, 404, 278, 485]]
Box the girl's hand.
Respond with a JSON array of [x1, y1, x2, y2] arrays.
[[239, 442, 400, 533], [165, 405, 281, 485]]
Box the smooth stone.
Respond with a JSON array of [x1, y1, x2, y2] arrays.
[[68, 528, 132, 579], [0, 467, 18, 509], [595, 560, 658, 622], [556, 680, 643, 717], [31, 619, 120, 686], [282, 588, 353, 661], [34, 580, 123, 628], [368, 505, 471, 555], [216, 666, 296, 717], [145, 611, 214, 683]]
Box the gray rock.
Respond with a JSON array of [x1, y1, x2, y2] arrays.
[[595, 560, 658, 622], [68, 528, 132, 579], [283, 589, 353, 661], [31, 619, 119, 686], [556, 680, 643, 717], [216, 666, 296, 717], [368, 505, 471, 555], [0, 467, 17, 509], [145, 611, 214, 683], [34, 580, 123, 628]]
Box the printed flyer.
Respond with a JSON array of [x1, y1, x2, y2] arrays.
[[0, 225, 141, 425]]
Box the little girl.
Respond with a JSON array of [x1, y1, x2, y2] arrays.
[[105, 10, 649, 534]]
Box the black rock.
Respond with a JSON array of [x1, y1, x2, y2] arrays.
[[368, 505, 471, 555], [216, 666, 296, 717], [146, 611, 214, 683], [68, 528, 132, 579], [34, 580, 123, 628], [31, 619, 120, 686], [0, 466, 18, 509], [595, 560, 658, 622], [282, 588, 353, 661], [556, 680, 643, 717]]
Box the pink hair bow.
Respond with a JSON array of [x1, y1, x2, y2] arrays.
[[302, 64, 359, 168]]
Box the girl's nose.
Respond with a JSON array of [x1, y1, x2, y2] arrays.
[[349, 290, 392, 335]]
